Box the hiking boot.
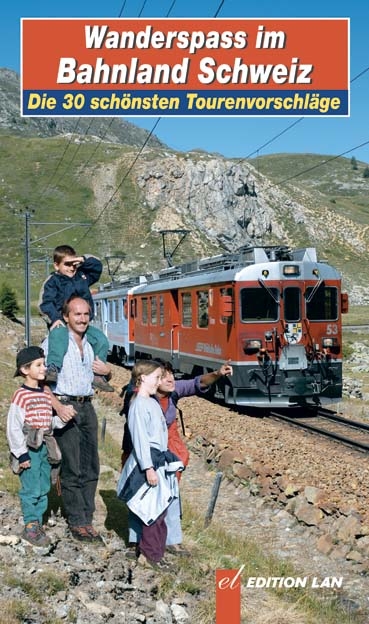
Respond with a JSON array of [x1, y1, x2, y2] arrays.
[[22, 521, 50, 546], [92, 375, 114, 392], [125, 544, 140, 560], [45, 364, 58, 384], [85, 525, 103, 542], [69, 526, 94, 542], [37, 525, 52, 545]]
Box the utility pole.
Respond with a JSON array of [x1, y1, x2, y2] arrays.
[[24, 209, 32, 347]]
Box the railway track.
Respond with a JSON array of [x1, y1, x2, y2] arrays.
[[269, 407, 369, 453]]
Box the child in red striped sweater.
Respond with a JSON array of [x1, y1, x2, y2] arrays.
[[7, 346, 66, 546]]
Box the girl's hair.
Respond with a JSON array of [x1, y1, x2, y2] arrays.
[[131, 360, 163, 387]]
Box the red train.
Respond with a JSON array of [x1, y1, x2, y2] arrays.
[[92, 245, 348, 408]]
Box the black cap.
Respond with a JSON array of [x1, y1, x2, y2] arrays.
[[14, 346, 45, 377]]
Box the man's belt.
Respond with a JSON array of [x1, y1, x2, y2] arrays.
[[55, 395, 93, 403]]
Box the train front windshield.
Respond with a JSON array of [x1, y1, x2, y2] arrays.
[[305, 285, 338, 320], [240, 287, 279, 322], [240, 284, 338, 323]]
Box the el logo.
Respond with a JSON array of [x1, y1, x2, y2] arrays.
[[216, 565, 244, 624]]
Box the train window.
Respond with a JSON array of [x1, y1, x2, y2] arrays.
[[306, 285, 338, 320], [141, 298, 148, 324], [94, 301, 101, 321], [159, 295, 164, 326], [181, 292, 192, 327], [150, 296, 157, 325], [240, 287, 279, 322], [197, 290, 209, 328], [107, 300, 113, 322], [114, 299, 119, 322], [284, 287, 300, 322], [220, 287, 233, 324]]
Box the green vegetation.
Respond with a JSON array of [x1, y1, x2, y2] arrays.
[[343, 305, 369, 326], [98, 419, 366, 624], [1, 130, 369, 309], [249, 153, 369, 291], [4, 570, 67, 602], [250, 153, 369, 200], [0, 283, 19, 319], [0, 335, 367, 622]]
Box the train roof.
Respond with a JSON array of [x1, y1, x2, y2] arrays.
[[94, 245, 341, 297]]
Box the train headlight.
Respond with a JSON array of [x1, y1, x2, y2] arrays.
[[283, 265, 300, 276], [243, 339, 262, 354], [322, 337, 338, 348]]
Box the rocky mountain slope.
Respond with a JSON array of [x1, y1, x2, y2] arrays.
[[1, 68, 369, 304], [0, 68, 164, 148]]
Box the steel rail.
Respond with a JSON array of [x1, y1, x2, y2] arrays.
[[316, 409, 369, 432], [270, 411, 369, 453]]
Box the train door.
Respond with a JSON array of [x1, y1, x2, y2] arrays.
[[103, 299, 109, 338], [170, 289, 180, 368], [120, 297, 129, 355]]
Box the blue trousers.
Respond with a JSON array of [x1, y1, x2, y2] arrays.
[[54, 401, 99, 527], [47, 325, 109, 369], [19, 444, 51, 525]]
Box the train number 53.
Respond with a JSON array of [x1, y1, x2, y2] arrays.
[[326, 324, 338, 335]]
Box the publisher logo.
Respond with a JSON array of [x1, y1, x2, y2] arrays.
[[216, 568, 242, 624], [215, 567, 343, 622]]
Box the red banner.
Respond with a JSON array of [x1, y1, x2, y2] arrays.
[[21, 18, 349, 117]]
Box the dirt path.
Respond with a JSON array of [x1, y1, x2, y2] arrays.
[[97, 385, 369, 623]]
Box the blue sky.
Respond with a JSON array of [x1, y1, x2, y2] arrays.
[[2, 0, 369, 163]]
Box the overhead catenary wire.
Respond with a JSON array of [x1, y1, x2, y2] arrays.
[[267, 137, 369, 188], [32, 0, 181, 228], [26, 0, 233, 223], [214, 0, 225, 18], [76, 118, 161, 245], [31, 0, 153, 207], [138, 0, 148, 17], [184, 61, 369, 222], [118, 0, 128, 17], [66, 0, 180, 179], [75, 0, 233, 247], [76, 8, 369, 252], [37, 118, 82, 201], [27, 3, 369, 254]]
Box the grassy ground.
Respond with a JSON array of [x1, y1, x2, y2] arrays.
[[343, 305, 369, 326], [0, 314, 368, 623], [97, 423, 367, 624]]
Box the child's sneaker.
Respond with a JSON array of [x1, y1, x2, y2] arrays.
[[92, 375, 114, 392], [45, 364, 58, 384], [21, 521, 50, 546]]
